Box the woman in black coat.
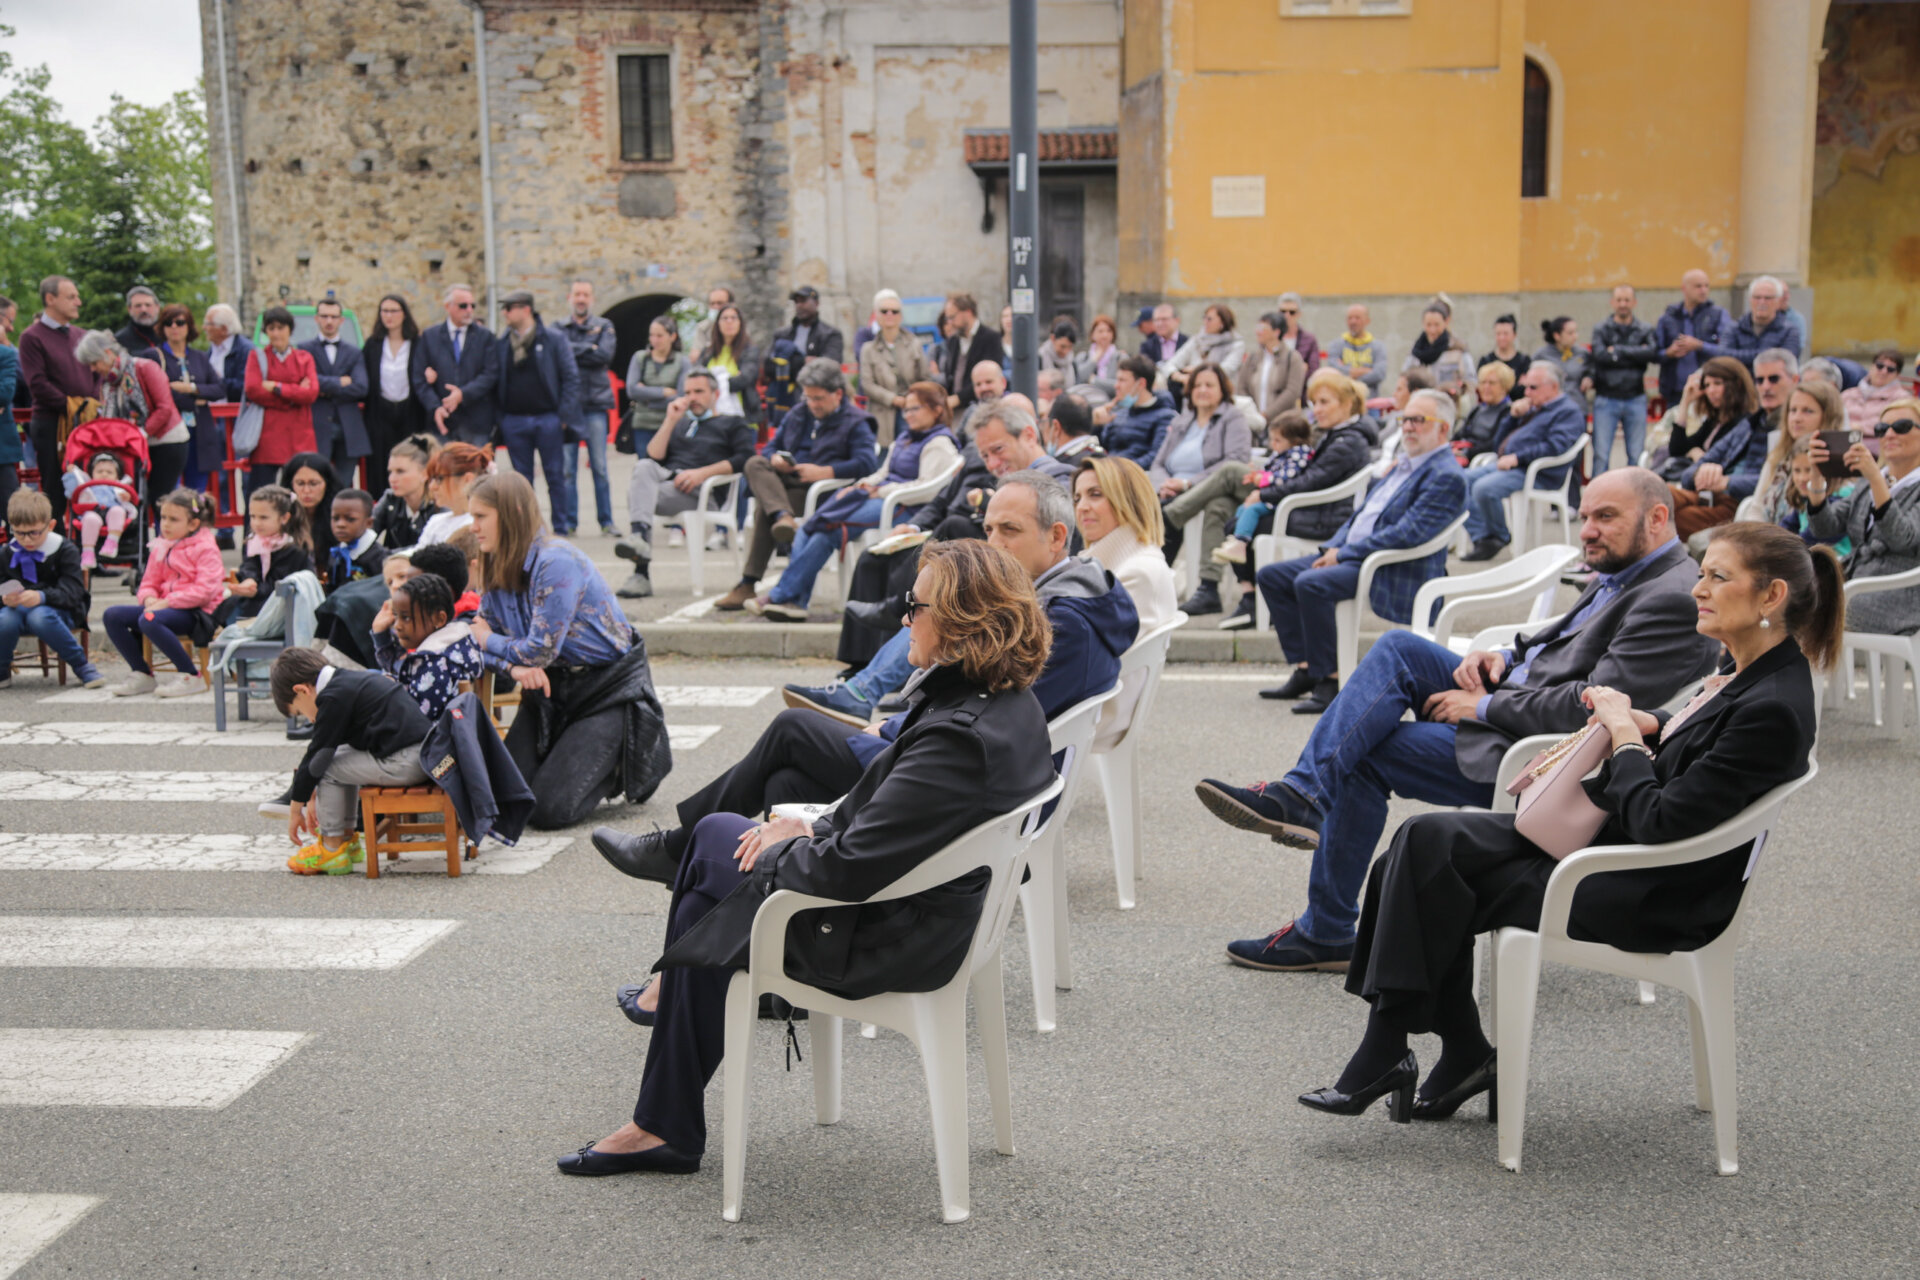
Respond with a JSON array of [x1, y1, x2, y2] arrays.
[[559, 538, 1058, 1176], [361, 294, 428, 472], [1299, 523, 1840, 1124]]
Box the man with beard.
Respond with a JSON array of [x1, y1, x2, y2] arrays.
[[1193, 467, 1718, 972]]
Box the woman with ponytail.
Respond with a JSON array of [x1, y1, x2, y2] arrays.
[[1298, 521, 1829, 1130]]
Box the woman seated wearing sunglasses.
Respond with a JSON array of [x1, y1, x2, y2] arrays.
[[557, 539, 1055, 1177], [1805, 397, 1920, 637]]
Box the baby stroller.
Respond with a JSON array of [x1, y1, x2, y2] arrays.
[[61, 418, 150, 587]]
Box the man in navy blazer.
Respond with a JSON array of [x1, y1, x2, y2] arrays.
[[1460, 361, 1587, 560], [301, 296, 370, 483], [411, 283, 499, 444], [490, 289, 582, 522], [1255, 388, 1467, 714]]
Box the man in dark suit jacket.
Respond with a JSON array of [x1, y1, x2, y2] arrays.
[[1197, 467, 1719, 972], [941, 292, 1006, 415], [302, 296, 370, 483], [411, 283, 499, 444]]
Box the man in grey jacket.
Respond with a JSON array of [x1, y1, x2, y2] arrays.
[[1194, 468, 1718, 972], [559, 280, 619, 536]]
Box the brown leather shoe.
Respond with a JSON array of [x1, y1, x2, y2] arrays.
[[714, 582, 756, 611], [771, 513, 799, 546]]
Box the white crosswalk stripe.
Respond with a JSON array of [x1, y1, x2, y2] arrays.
[[0, 771, 283, 802], [38, 687, 216, 705], [0, 833, 572, 874], [40, 683, 771, 707], [655, 685, 772, 707], [0, 917, 459, 970], [0, 1194, 100, 1279], [0, 721, 720, 749], [0, 1029, 307, 1109]]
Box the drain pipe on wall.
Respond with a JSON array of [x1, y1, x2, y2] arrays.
[[471, 2, 500, 328], [210, 0, 246, 317]]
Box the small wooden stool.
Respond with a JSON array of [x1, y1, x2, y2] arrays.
[[359, 785, 469, 878], [35, 627, 91, 685], [140, 636, 212, 687]]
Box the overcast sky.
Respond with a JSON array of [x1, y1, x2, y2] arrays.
[[5, 0, 205, 134]]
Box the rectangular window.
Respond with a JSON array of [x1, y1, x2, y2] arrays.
[[617, 54, 673, 163], [1521, 61, 1550, 199]]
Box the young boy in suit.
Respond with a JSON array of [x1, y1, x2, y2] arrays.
[[0, 490, 104, 688]]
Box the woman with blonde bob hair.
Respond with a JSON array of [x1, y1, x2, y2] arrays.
[[562, 536, 1057, 1179], [466, 470, 668, 829], [1073, 454, 1177, 747]]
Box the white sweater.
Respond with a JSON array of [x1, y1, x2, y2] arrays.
[[1084, 526, 1179, 751]]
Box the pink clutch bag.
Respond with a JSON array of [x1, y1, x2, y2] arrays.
[[1505, 724, 1612, 859]]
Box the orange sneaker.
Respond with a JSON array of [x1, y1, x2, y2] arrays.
[[287, 837, 359, 875]]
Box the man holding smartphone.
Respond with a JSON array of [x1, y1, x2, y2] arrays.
[[615, 369, 755, 598]]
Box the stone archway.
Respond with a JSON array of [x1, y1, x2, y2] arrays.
[[604, 293, 685, 405]]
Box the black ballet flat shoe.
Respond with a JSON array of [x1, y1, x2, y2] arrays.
[[591, 825, 680, 886], [616, 979, 656, 1027], [1412, 1052, 1498, 1121], [557, 1142, 700, 1177], [1298, 1052, 1419, 1123]]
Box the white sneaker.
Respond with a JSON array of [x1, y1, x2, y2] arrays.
[[154, 672, 204, 698], [1210, 537, 1249, 566], [666, 527, 686, 548], [111, 672, 157, 697], [705, 530, 730, 551]]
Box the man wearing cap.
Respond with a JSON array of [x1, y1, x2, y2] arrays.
[[490, 289, 582, 522], [769, 285, 845, 366], [115, 286, 162, 357]]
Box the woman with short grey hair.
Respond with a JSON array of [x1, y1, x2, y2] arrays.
[[78, 330, 189, 503], [857, 287, 932, 447]]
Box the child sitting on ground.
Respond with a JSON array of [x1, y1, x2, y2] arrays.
[[0, 490, 105, 688], [270, 646, 433, 875], [1210, 409, 1316, 566], [104, 488, 225, 698], [372, 570, 484, 721], [223, 484, 312, 624], [323, 489, 388, 592], [63, 452, 139, 571], [1782, 437, 1855, 556]]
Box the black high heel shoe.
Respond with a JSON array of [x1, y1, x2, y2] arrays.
[[1298, 1052, 1418, 1123], [1411, 1052, 1497, 1121]]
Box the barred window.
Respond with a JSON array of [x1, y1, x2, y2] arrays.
[[617, 54, 673, 163]]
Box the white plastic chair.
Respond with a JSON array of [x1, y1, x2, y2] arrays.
[[1017, 686, 1121, 1033], [831, 458, 964, 604], [1511, 437, 1588, 554], [1178, 511, 1207, 596], [1249, 463, 1376, 631], [1331, 513, 1470, 678], [720, 776, 1063, 1224], [1459, 613, 1567, 658], [1093, 613, 1187, 910], [1491, 764, 1818, 1175], [1410, 544, 1580, 651], [1836, 566, 1920, 729], [671, 472, 745, 596]]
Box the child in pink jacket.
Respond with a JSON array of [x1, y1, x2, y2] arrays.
[[103, 488, 227, 697]]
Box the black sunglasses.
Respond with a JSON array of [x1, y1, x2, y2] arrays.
[[1881, 419, 1918, 436], [903, 589, 930, 624], [1875, 361, 1901, 374], [1757, 373, 1786, 384]]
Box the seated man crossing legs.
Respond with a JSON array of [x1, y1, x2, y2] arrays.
[[614, 369, 755, 598], [1196, 468, 1717, 970]]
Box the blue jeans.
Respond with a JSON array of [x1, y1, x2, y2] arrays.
[[847, 626, 915, 702], [769, 497, 884, 607], [1464, 467, 1527, 543], [1279, 631, 1494, 942], [1590, 396, 1646, 473], [0, 604, 88, 676], [1255, 554, 1362, 679], [1232, 500, 1272, 541], [560, 418, 615, 532], [501, 412, 567, 527]]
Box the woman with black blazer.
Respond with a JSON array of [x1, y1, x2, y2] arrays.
[[558, 538, 1058, 1176], [361, 295, 427, 471], [1299, 522, 1840, 1125]]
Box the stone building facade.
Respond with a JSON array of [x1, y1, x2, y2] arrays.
[[200, 0, 1123, 373]]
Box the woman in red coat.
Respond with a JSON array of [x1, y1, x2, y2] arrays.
[[242, 305, 319, 495]]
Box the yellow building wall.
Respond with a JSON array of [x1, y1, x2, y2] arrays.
[[1156, 0, 1526, 297], [1518, 0, 1748, 291]]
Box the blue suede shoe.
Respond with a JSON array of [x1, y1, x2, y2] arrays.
[[1194, 778, 1322, 848], [781, 681, 873, 728], [1226, 920, 1354, 972]]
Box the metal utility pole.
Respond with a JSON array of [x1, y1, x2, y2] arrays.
[[1007, 0, 1039, 399]]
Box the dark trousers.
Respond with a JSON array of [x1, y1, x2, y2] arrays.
[[147, 440, 188, 514], [504, 698, 624, 829], [632, 811, 757, 1155], [676, 708, 865, 830], [244, 463, 281, 498], [501, 412, 567, 529], [1255, 554, 1363, 679], [0, 463, 18, 528], [30, 410, 65, 523], [365, 395, 423, 478], [1346, 810, 1553, 1032], [836, 545, 917, 667], [102, 604, 200, 674]]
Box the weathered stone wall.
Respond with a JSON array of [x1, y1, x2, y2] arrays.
[[200, 0, 484, 327]]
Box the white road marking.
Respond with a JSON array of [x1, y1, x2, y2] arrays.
[[1161, 672, 1281, 682], [38, 687, 215, 705], [670, 725, 720, 749], [0, 1029, 307, 1109], [0, 721, 290, 747], [0, 1194, 100, 1279], [0, 834, 572, 875], [0, 917, 459, 970], [656, 685, 771, 707], [0, 772, 284, 802], [653, 596, 718, 624]]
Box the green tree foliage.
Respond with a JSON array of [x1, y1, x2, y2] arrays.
[[0, 23, 215, 329]]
